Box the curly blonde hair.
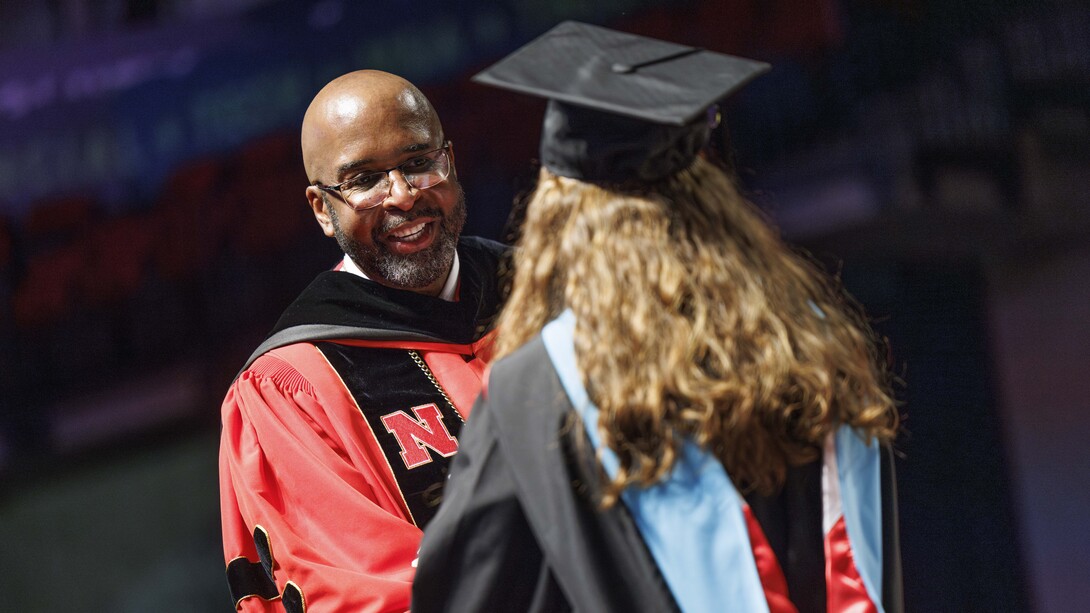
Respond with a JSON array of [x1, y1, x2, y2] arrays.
[[495, 157, 898, 503]]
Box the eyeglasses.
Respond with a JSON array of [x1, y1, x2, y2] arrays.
[[315, 142, 452, 210]]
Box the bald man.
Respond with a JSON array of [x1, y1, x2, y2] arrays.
[[219, 71, 506, 613]]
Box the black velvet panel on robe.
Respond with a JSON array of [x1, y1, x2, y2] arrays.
[[240, 236, 507, 372]]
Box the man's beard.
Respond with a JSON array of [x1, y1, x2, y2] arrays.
[[328, 187, 467, 290]]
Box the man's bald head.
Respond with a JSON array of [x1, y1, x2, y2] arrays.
[[299, 70, 464, 297], [301, 70, 443, 184]]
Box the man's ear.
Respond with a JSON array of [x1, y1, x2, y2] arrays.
[[446, 140, 457, 179], [306, 186, 336, 238]]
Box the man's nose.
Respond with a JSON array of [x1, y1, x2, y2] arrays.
[[381, 170, 418, 211]]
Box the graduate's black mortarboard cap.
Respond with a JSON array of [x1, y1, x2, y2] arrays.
[[472, 21, 771, 184]]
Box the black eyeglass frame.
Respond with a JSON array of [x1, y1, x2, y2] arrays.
[[314, 141, 453, 211]]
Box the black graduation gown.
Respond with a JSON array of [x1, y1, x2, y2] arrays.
[[411, 336, 903, 613]]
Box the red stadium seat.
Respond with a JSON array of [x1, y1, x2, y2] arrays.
[[80, 213, 156, 306], [227, 132, 310, 256], [22, 195, 95, 246], [13, 242, 85, 327], [152, 157, 230, 279]]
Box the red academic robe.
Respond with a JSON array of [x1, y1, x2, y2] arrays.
[[220, 237, 506, 612]]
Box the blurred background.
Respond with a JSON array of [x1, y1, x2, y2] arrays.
[[0, 0, 1086, 610]]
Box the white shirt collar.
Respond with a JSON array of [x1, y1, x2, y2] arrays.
[[339, 252, 461, 302]]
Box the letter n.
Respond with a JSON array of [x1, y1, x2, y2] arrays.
[[380, 403, 459, 469]]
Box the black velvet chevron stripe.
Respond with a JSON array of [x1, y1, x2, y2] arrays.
[[283, 582, 306, 613], [254, 526, 275, 578], [225, 526, 281, 607], [226, 557, 279, 605]]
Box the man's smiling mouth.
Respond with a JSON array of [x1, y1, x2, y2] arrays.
[[390, 222, 428, 240]]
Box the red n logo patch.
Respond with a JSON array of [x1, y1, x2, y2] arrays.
[[380, 403, 459, 469]]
